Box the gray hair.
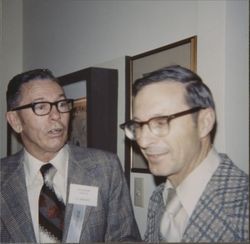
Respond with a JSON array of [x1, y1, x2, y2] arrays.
[[133, 65, 215, 110], [6, 69, 60, 111]]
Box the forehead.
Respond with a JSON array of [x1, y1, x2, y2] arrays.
[[20, 79, 65, 101], [133, 81, 187, 118]]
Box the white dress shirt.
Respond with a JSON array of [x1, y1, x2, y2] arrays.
[[23, 145, 69, 242], [161, 148, 220, 240]]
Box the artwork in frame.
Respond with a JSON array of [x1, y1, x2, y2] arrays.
[[124, 36, 197, 180], [68, 97, 87, 147]]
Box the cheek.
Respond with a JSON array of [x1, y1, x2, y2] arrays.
[[167, 124, 199, 158], [20, 115, 46, 135], [61, 119, 70, 135], [63, 114, 70, 127]]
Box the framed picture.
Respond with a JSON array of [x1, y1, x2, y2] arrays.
[[124, 36, 197, 180], [69, 97, 87, 147]]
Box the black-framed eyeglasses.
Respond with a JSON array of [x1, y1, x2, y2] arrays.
[[120, 107, 204, 140], [10, 99, 74, 116]]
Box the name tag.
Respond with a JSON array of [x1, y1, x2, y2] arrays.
[[68, 184, 98, 206]]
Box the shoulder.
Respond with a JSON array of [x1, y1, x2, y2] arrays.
[[216, 153, 249, 189], [0, 150, 24, 168], [67, 144, 122, 171], [210, 154, 249, 239], [207, 153, 248, 211], [0, 150, 24, 182], [67, 145, 127, 191], [68, 144, 119, 162]]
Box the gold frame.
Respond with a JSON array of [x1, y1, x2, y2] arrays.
[[68, 97, 87, 147], [124, 36, 197, 176]]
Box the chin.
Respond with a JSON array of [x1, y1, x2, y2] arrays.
[[46, 141, 66, 152], [149, 163, 169, 176], [149, 166, 163, 176]]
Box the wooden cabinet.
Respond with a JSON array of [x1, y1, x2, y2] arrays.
[[58, 67, 118, 154]]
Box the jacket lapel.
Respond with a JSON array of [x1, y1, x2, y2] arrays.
[[1, 153, 36, 242], [62, 148, 99, 242], [182, 159, 225, 242]]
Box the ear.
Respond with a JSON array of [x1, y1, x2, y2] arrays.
[[6, 111, 23, 134], [198, 107, 216, 138]]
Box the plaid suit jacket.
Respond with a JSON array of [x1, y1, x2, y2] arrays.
[[1, 145, 141, 243], [144, 153, 249, 242]]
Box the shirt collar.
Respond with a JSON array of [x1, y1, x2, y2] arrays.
[[23, 145, 69, 187], [177, 148, 220, 217], [50, 145, 69, 182], [164, 148, 220, 217], [162, 180, 174, 205]]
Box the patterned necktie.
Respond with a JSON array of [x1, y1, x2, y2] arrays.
[[39, 163, 65, 242], [160, 187, 187, 242]]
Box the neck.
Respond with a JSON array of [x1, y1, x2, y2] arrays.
[[170, 138, 212, 188], [24, 147, 61, 162]]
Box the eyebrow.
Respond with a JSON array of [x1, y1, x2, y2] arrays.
[[30, 94, 66, 103]]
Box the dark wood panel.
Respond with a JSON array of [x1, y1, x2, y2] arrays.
[[58, 67, 118, 154]]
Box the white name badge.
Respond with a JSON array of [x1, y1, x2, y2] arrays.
[[68, 184, 98, 206]]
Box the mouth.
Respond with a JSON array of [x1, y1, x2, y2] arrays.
[[48, 127, 64, 136], [147, 152, 166, 160], [144, 150, 168, 163]]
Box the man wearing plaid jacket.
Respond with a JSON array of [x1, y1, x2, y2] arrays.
[[121, 65, 249, 242]]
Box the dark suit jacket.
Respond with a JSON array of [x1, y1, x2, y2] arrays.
[[1, 145, 141, 243], [144, 153, 249, 242]]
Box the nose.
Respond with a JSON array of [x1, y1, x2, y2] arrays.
[[136, 124, 155, 149], [49, 104, 61, 120]]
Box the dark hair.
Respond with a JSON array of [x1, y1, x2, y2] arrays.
[[133, 65, 215, 110], [6, 69, 60, 111]]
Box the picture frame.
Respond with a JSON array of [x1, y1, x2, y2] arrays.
[[124, 36, 197, 180], [68, 97, 87, 147]]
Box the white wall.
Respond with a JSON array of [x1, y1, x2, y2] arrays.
[[1, 0, 23, 157], [22, 0, 198, 75], [1, 0, 248, 236], [225, 1, 249, 171]]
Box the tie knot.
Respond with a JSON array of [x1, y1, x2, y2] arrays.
[[166, 188, 181, 216], [40, 163, 56, 182], [166, 188, 176, 205]]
